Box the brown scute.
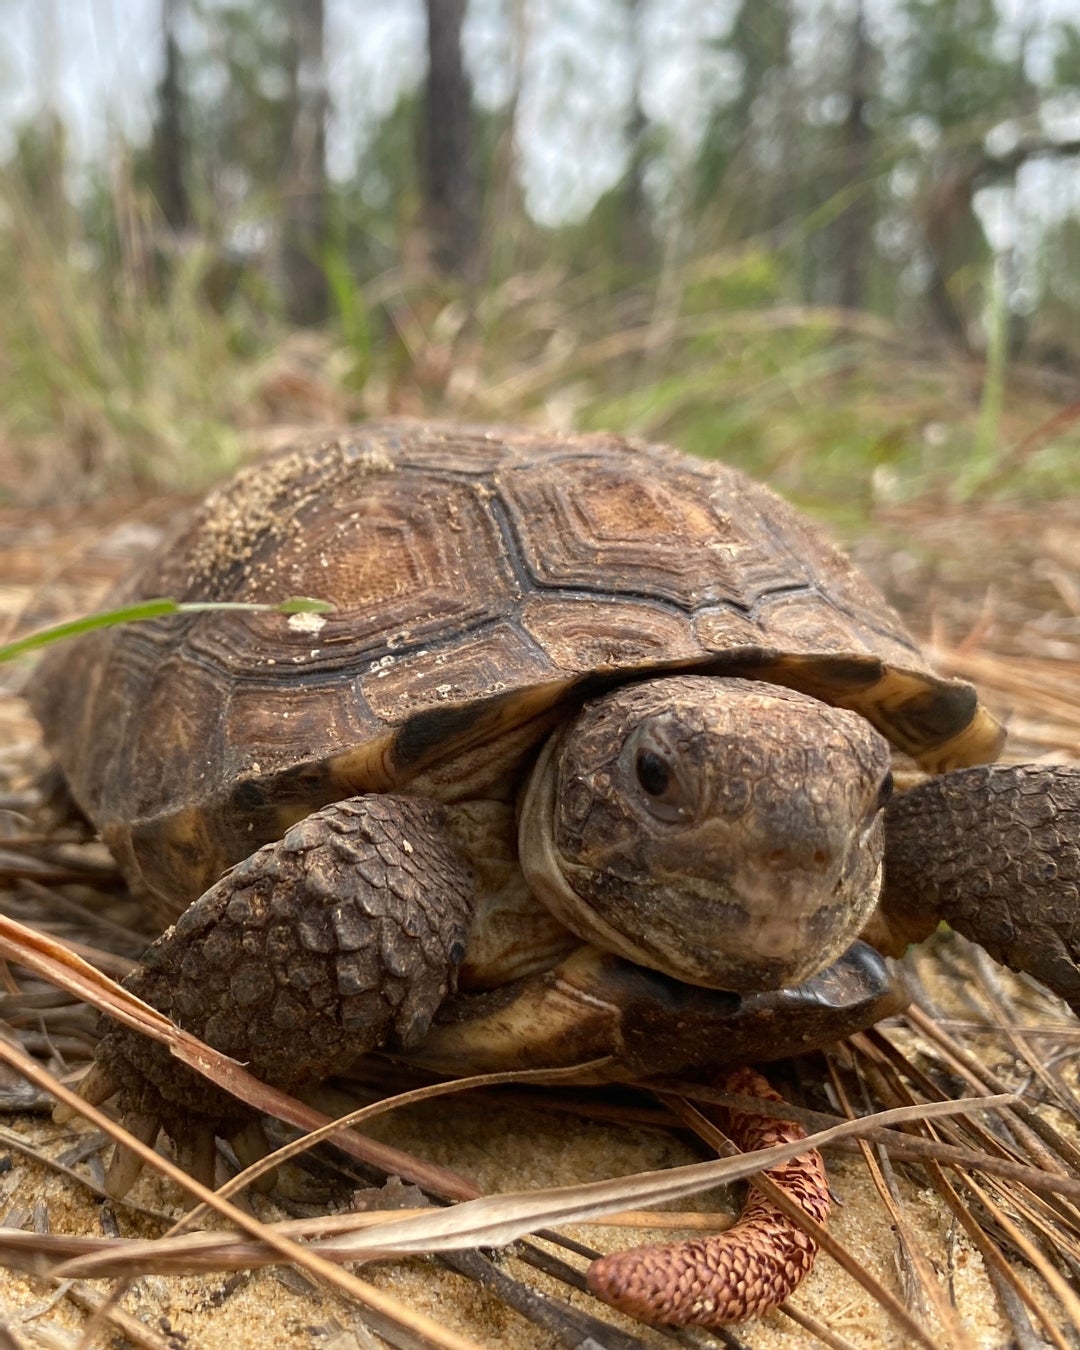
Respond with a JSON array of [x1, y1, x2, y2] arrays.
[[390, 695, 512, 773], [30, 419, 1002, 910], [497, 455, 794, 607], [522, 593, 704, 669], [360, 621, 554, 725]]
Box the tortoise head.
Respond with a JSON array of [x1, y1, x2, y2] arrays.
[[518, 675, 893, 992]]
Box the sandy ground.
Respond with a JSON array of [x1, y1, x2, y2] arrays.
[[0, 481, 1078, 1350]]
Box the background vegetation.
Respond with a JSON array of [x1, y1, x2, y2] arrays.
[[2, 0, 1079, 514]]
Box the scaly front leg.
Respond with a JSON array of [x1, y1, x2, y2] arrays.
[[70, 794, 476, 1195], [879, 763, 1080, 1011]]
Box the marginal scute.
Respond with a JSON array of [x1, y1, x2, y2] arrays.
[[30, 419, 1000, 914], [692, 606, 770, 651], [753, 589, 897, 659], [360, 621, 554, 724], [521, 593, 704, 670]]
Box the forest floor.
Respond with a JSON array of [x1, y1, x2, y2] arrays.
[[0, 478, 1078, 1350]]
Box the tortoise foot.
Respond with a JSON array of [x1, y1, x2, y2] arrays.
[[65, 794, 476, 1196], [883, 763, 1080, 1012], [586, 1067, 828, 1326], [65, 1086, 272, 1201]]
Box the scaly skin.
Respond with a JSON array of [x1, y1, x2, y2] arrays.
[[880, 763, 1080, 1013], [586, 1067, 828, 1326], [95, 794, 476, 1145]]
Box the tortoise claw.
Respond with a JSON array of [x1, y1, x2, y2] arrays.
[[175, 1125, 219, 1194], [229, 1119, 278, 1192], [586, 1068, 828, 1326], [104, 1110, 161, 1198], [53, 1060, 120, 1124]]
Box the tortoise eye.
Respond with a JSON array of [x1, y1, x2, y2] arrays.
[[630, 738, 692, 822], [876, 771, 894, 811], [635, 749, 672, 797]]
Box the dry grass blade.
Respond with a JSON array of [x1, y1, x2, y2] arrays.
[[903, 1003, 1080, 1170], [967, 946, 1080, 1131], [0, 1208, 737, 1279], [0, 1124, 171, 1222], [979, 1171, 1080, 1291], [921, 1160, 1073, 1350], [775, 1304, 867, 1350], [929, 647, 1080, 745], [438, 1248, 656, 1350], [176, 1061, 626, 1225], [824, 1062, 978, 1349], [0, 1038, 488, 1350], [847, 1014, 1080, 1344], [963, 1170, 1080, 1335], [298, 1097, 1012, 1260], [0, 912, 479, 1200], [0, 915, 169, 1041], [54, 1281, 178, 1350], [658, 1078, 1080, 1207], [481, 304, 899, 407], [10, 1097, 1013, 1285]]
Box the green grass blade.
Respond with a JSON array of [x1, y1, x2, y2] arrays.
[[0, 596, 334, 663]]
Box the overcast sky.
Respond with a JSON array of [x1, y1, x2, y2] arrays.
[[0, 0, 738, 225], [0, 0, 1076, 228]]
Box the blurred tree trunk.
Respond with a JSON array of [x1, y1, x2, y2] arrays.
[[422, 0, 481, 281], [838, 3, 871, 309], [151, 0, 190, 231], [891, 0, 1028, 347], [619, 0, 652, 267], [31, 0, 69, 249], [695, 0, 795, 234], [283, 0, 328, 325], [486, 0, 527, 278]]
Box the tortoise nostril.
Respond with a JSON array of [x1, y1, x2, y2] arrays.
[[765, 846, 831, 869]]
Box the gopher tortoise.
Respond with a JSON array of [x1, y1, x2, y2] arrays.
[[31, 421, 1080, 1328]]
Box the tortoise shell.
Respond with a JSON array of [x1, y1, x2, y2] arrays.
[[32, 421, 1004, 915]]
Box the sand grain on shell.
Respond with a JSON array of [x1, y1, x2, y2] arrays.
[[182, 433, 398, 595]]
